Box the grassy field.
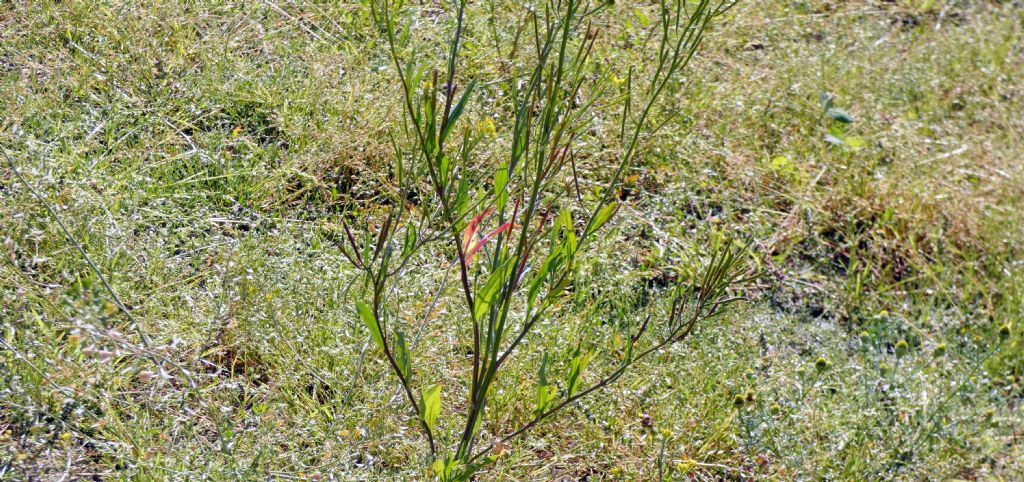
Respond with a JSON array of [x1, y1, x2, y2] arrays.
[[2, 0, 1023, 480]]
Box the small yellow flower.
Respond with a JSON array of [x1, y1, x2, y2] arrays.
[[676, 455, 696, 474], [478, 117, 496, 137]]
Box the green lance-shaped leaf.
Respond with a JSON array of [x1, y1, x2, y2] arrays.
[[535, 353, 557, 416], [424, 80, 438, 155], [622, 334, 635, 364], [544, 274, 573, 307], [360, 232, 373, 267], [432, 455, 481, 482], [439, 154, 451, 188], [819, 92, 834, 111], [402, 224, 417, 258], [474, 260, 515, 322], [453, 172, 470, 217], [494, 164, 509, 212], [528, 247, 567, 307], [585, 202, 617, 238], [471, 397, 487, 438], [441, 79, 477, 144], [356, 301, 383, 350], [559, 208, 577, 258], [826, 108, 855, 123], [420, 384, 442, 431], [395, 331, 412, 381], [566, 348, 593, 399], [403, 56, 423, 124]]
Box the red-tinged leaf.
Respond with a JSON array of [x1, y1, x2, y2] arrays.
[[466, 222, 514, 264], [462, 206, 495, 254]]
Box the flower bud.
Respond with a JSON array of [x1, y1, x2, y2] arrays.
[[815, 357, 830, 372], [895, 339, 909, 358]]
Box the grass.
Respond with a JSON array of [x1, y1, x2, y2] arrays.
[[2, 0, 1022, 480]]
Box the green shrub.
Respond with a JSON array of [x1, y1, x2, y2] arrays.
[[336, 0, 749, 478]]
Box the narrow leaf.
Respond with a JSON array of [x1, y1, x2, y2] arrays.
[[441, 79, 477, 143], [587, 202, 617, 237], [474, 260, 514, 321], [826, 108, 854, 123], [819, 92, 834, 111], [462, 206, 495, 254], [395, 331, 412, 381], [560, 208, 577, 258], [465, 222, 514, 264], [566, 349, 592, 399], [356, 301, 384, 350], [535, 353, 556, 416], [402, 224, 417, 257], [494, 165, 509, 212], [527, 253, 556, 306]]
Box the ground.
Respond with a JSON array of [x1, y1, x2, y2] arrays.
[[1, 0, 1023, 480]]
